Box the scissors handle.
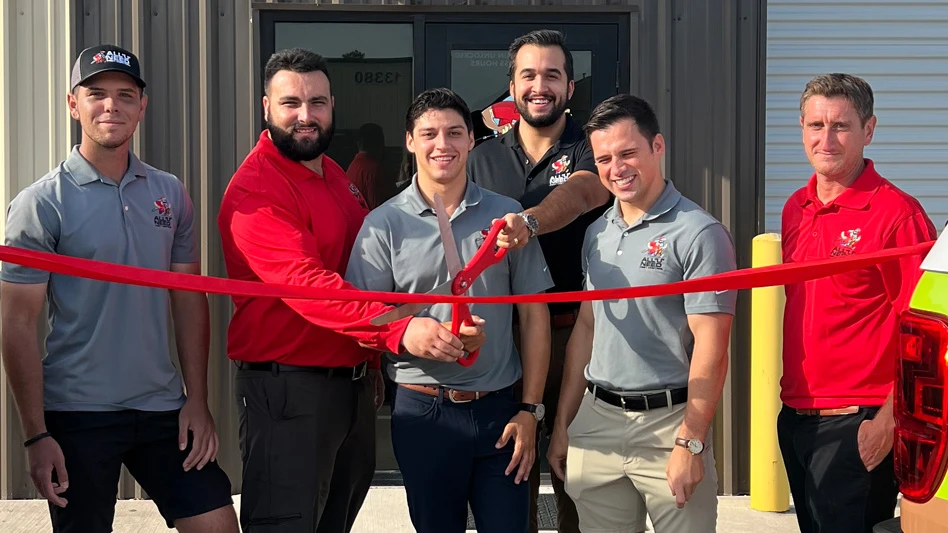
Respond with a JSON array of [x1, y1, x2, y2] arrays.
[[452, 219, 509, 295], [451, 303, 479, 367]]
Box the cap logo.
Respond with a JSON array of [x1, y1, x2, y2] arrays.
[[91, 50, 132, 67]]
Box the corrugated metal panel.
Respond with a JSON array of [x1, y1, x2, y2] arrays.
[[765, 0, 948, 231], [1, 0, 765, 500]]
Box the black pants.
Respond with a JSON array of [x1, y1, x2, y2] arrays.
[[391, 385, 528, 533], [236, 366, 375, 533], [777, 404, 899, 533], [45, 409, 233, 533]]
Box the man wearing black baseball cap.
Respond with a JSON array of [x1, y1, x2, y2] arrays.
[[70, 44, 147, 91], [1, 43, 238, 532]]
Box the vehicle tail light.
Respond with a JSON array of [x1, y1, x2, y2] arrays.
[[895, 309, 948, 503]]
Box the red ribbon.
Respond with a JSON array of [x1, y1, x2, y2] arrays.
[[0, 241, 934, 305]]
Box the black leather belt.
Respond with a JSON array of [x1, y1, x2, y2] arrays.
[[235, 360, 368, 381], [588, 383, 688, 411]]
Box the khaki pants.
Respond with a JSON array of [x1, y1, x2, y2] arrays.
[[564, 390, 718, 533]]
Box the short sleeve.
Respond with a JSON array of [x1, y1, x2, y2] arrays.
[[573, 139, 598, 175], [881, 210, 937, 312], [171, 180, 199, 264], [510, 235, 554, 296], [345, 215, 396, 295], [1, 187, 60, 284], [682, 223, 738, 315]]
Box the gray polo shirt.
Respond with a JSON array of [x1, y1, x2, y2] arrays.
[[583, 180, 737, 392], [345, 177, 553, 391], [1, 146, 198, 412]]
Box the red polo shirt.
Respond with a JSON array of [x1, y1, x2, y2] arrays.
[[781, 159, 936, 409], [217, 131, 410, 368]]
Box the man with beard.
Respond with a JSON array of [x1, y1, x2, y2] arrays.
[[217, 49, 485, 533], [1, 45, 238, 532], [466, 29, 611, 533]]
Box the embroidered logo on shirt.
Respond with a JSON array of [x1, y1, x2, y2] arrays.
[[640, 236, 667, 270], [348, 183, 369, 211], [549, 155, 571, 186], [831, 228, 862, 257], [152, 197, 173, 228], [474, 227, 490, 249]]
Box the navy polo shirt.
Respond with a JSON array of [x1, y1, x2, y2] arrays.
[[467, 116, 607, 314]]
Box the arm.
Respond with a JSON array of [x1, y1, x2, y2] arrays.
[[1, 282, 49, 441], [525, 171, 610, 235], [677, 313, 733, 442], [547, 300, 594, 481], [858, 210, 937, 469], [516, 302, 551, 404], [226, 193, 464, 357], [1, 281, 69, 507]]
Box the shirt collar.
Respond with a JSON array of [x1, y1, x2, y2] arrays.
[[799, 158, 883, 210], [402, 174, 484, 217], [256, 130, 326, 182], [65, 145, 148, 186], [606, 179, 682, 230], [500, 114, 584, 152]]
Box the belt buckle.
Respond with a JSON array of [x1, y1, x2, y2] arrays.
[[642, 394, 649, 411], [352, 362, 367, 381], [447, 389, 473, 404]]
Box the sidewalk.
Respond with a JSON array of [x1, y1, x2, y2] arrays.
[[0, 486, 810, 532]]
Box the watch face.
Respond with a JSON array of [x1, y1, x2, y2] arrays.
[[688, 439, 704, 455], [535, 403, 546, 421]]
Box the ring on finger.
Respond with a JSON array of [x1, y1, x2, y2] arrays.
[[514, 237, 520, 245]]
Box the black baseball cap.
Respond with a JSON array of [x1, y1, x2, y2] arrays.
[[70, 44, 146, 91]]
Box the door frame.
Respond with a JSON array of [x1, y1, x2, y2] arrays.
[[258, 10, 632, 103]]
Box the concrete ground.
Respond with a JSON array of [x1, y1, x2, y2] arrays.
[[0, 485, 819, 532]]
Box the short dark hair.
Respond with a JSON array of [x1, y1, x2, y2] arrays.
[[800, 73, 874, 126], [584, 94, 661, 147], [405, 88, 474, 133], [507, 29, 574, 82], [264, 48, 331, 95]]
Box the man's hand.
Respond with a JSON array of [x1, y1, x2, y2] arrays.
[[442, 316, 487, 355], [28, 437, 69, 508], [858, 416, 895, 471], [547, 426, 569, 482], [403, 316, 485, 363], [666, 445, 705, 509], [493, 213, 530, 251], [178, 397, 219, 472], [496, 411, 537, 484], [369, 368, 385, 410]]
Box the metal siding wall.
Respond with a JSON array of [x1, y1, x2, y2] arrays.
[[0, 0, 764, 499], [766, 0, 948, 231], [667, 0, 764, 495]]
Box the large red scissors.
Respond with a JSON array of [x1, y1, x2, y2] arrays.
[[370, 193, 508, 366]]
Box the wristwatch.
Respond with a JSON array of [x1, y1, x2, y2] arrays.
[[519, 402, 546, 422], [675, 437, 705, 455], [517, 212, 539, 238]]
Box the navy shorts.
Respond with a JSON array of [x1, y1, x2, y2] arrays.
[[45, 409, 233, 532]]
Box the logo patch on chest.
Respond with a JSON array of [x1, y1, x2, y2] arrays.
[[152, 196, 173, 228], [549, 155, 571, 186], [830, 228, 861, 257], [640, 236, 667, 270]]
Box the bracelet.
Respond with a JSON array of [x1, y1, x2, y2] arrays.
[[23, 431, 51, 448]]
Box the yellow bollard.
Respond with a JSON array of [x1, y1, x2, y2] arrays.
[[750, 233, 790, 512]]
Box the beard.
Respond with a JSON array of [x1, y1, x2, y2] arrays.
[[267, 114, 335, 162], [515, 93, 569, 128]]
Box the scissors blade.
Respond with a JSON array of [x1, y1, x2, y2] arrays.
[[433, 193, 464, 280], [368, 281, 454, 326]]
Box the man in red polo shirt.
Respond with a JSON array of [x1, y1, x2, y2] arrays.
[[779, 73, 936, 533], [217, 48, 484, 533]]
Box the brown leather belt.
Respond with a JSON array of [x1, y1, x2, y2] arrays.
[[399, 384, 492, 403], [551, 310, 578, 329], [795, 406, 859, 416]]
